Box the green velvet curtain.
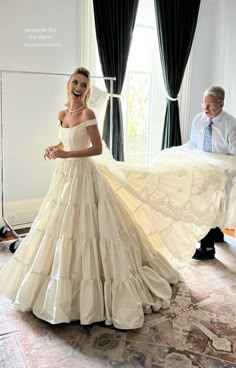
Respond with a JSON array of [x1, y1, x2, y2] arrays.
[[154, 0, 201, 149], [93, 0, 139, 160]]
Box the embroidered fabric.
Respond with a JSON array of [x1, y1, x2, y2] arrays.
[[95, 145, 236, 259]]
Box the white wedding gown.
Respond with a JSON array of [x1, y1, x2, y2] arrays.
[[0, 119, 235, 329]]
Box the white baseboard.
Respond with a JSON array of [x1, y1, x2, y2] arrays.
[[224, 234, 236, 247], [2, 198, 43, 228]]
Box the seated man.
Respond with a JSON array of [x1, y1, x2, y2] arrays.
[[183, 86, 236, 260]]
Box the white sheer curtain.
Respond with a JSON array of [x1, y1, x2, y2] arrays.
[[178, 53, 193, 144], [76, 0, 108, 131], [76, 0, 97, 74], [122, 0, 166, 164]]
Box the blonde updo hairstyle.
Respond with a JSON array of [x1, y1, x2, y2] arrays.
[[65, 67, 91, 108]]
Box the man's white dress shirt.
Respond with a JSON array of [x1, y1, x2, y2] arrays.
[[183, 110, 236, 155]]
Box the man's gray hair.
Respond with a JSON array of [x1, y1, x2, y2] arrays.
[[203, 86, 225, 103]]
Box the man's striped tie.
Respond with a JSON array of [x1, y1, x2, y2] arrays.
[[203, 120, 213, 152]]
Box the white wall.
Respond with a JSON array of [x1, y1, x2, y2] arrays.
[[210, 0, 236, 115], [0, 0, 77, 74], [0, 0, 78, 226], [181, 0, 236, 143], [180, 0, 219, 142]]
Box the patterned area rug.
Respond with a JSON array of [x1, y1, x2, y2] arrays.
[[1, 237, 236, 368]]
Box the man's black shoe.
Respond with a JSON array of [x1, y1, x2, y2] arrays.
[[192, 248, 215, 260], [214, 228, 224, 242], [215, 234, 224, 242]]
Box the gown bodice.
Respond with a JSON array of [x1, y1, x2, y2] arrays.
[[59, 119, 97, 152]]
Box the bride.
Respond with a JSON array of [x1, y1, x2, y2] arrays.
[[0, 67, 235, 330]]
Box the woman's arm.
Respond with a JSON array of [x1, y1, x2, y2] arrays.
[[44, 110, 66, 160]]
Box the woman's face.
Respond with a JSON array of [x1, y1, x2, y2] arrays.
[[68, 73, 90, 105]]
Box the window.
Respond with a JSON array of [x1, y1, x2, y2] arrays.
[[123, 0, 166, 164], [94, 0, 166, 164]]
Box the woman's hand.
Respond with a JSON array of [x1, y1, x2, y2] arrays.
[[44, 146, 54, 160], [49, 147, 69, 159]]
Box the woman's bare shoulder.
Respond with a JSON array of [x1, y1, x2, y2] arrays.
[[58, 110, 67, 121], [82, 107, 96, 121]]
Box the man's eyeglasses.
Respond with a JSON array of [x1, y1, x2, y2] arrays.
[[201, 103, 218, 110]]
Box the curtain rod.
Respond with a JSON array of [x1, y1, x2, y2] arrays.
[[0, 69, 115, 156]]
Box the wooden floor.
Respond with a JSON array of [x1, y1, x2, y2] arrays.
[[0, 227, 30, 243], [224, 228, 236, 237], [1, 234, 236, 367]]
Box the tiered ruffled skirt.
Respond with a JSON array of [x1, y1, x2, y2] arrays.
[[0, 158, 178, 329]]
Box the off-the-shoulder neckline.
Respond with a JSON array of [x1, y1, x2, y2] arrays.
[[60, 119, 97, 129]]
